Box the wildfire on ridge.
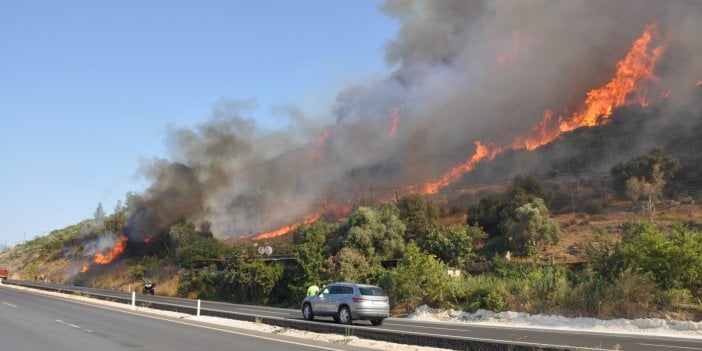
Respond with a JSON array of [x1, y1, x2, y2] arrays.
[[512, 24, 665, 151], [249, 23, 668, 240], [80, 235, 128, 272], [252, 202, 353, 241], [557, 24, 664, 133], [388, 107, 401, 138], [419, 141, 502, 194], [419, 23, 666, 194]]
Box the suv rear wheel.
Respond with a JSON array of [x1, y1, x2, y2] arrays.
[[302, 303, 314, 321], [338, 306, 352, 325]]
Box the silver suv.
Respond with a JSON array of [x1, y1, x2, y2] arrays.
[[301, 282, 389, 326]]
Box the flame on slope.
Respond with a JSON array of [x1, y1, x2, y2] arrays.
[[252, 202, 353, 241], [249, 24, 667, 240], [420, 23, 666, 194], [512, 24, 664, 151], [80, 235, 129, 272], [419, 141, 502, 194]]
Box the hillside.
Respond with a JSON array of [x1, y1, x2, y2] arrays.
[[1, 96, 701, 320]]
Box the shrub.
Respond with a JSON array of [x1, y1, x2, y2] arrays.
[[385, 243, 451, 311], [599, 271, 658, 319], [525, 264, 570, 313], [659, 289, 694, 308]]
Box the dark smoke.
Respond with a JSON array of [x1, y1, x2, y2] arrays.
[[127, 0, 702, 239]]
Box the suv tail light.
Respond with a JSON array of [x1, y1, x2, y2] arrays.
[[352, 297, 367, 303]]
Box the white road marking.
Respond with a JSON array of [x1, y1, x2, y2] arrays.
[[2, 301, 18, 308], [55, 319, 94, 333]]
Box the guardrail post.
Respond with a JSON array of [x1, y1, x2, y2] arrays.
[[197, 299, 201, 316], [131, 291, 136, 310]]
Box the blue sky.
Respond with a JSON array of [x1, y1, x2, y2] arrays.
[[0, 1, 397, 246]]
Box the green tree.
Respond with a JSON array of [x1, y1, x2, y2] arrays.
[[508, 175, 555, 208], [385, 243, 451, 310], [169, 222, 223, 268], [585, 230, 626, 282], [468, 175, 555, 256], [611, 148, 680, 193], [291, 220, 334, 296], [328, 247, 372, 283], [176, 237, 223, 269], [397, 194, 439, 244], [94, 203, 106, 220], [242, 259, 284, 304], [620, 222, 702, 294], [509, 198, 561, 255], [625, 164, 666, 221], [668, 228, 702, 296], [104, 211, 128, 234], [332, 205, 406, 260], [420, 224, 486, 267]]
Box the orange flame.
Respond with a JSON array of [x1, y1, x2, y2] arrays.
[[252, 202, 353, 240], [559, 24, 663, 133], [411, 24, 666, 194], [80, 235, 128, 272], [510, 24, 664, 152], [252, 210, 322, 240], [251, 24, 667, 239], [308, 129, 332, 161], [93, 235, 128, 264], [388, 107, 401, 137], [419, 141, 502, 194]]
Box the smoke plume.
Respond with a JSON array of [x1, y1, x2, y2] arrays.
[[127, 0, 702, 239]]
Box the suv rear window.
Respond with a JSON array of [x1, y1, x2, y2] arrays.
[[359, 287, 386, 296]]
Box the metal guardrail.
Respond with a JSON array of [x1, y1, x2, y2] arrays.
[[2, 279, 578, 351]]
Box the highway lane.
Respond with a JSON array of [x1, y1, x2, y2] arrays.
[[8, 281, 702, 351], [0, 286, 376, 351]]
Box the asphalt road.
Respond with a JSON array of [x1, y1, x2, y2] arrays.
[[5, 281, 702, 351], [0, 286, 375, 351]]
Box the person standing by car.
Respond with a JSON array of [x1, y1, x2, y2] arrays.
[[307, 283, 320, 296]]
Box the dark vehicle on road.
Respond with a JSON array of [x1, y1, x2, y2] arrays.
[[142, 281, 155, 295], [301, 282, 389, 326]]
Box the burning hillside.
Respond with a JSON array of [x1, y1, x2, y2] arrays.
[[84, 0, 702, 256]]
